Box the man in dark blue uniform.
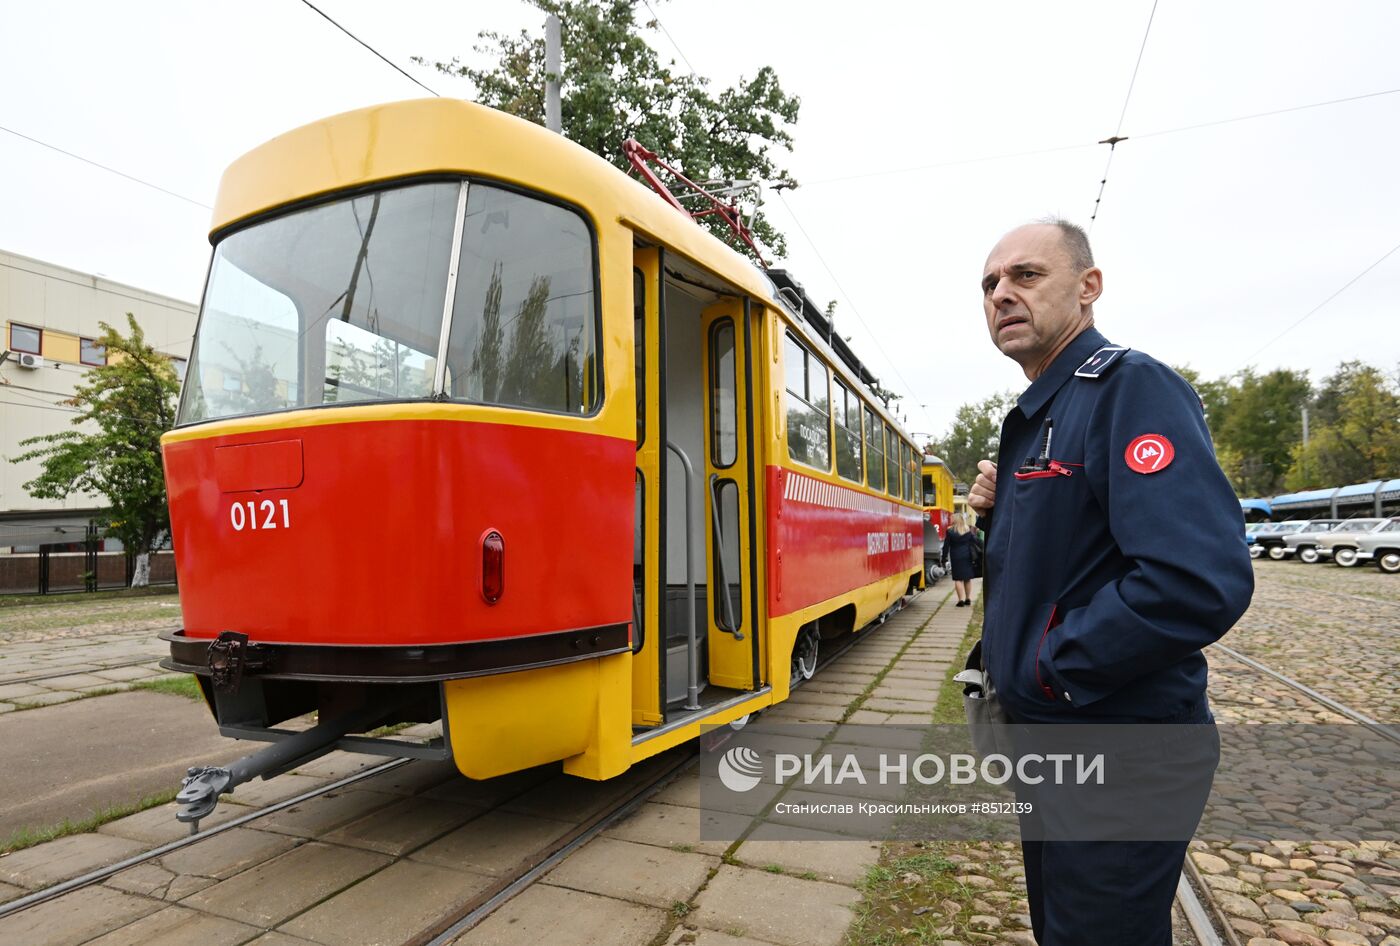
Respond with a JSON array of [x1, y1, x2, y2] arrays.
[[967, 219, 1253, 946]]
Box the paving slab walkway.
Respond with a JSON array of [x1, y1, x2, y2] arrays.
[[0, 690, 245, 841], [472, 581, 977, 946]]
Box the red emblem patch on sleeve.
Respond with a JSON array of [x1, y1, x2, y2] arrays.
[[1125, 434, 1174, 474]]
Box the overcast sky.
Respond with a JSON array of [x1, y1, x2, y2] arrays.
[[2, 0, 1397, 437]]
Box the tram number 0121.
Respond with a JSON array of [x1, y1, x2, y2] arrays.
[[230, 499, 291, 532]]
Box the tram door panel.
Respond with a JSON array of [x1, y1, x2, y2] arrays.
[[630, 249, 664, 726], [702, 300, 757, 691]]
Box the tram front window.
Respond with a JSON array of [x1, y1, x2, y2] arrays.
[[179, 181, 458, 423]]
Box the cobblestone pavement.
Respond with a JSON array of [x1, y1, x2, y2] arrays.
[[0, 593, 178, 712], [1223, 562, 1400, 722], [1189, 561, 1400, 946]]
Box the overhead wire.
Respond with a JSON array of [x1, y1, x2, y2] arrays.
[[1090, 0, 1160, 229], [0, 123, 210, 210], [775, 191, 932, 432], [640, 0, 697, 75], [797, 86, 1400, 189], [296, 0, 440, 97], [1243, 238, 1400, 363]]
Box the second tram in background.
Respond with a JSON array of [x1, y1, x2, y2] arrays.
[[158, 98, 929, 823], [920, 455, 954, 586]]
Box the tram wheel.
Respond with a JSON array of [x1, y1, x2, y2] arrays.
[[790, 626, 819, 689], [1377, 551, 1400, 574]]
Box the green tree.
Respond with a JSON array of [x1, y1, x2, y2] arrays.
[[930, 391, 1017, 485], [12, 314, 180, 587], [1285, 361, 1400, 490], [416, 0, 800, 257], [1213, 368, 1311, 495]]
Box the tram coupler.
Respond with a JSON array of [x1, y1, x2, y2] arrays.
[[174, 701, 394, 832]]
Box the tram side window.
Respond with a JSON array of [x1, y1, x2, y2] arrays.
[[832, 379, 862, 483], [905, 443, 917, 501], [864, 404, 884, 492], [711, 319, 737, 467], [922, 473, 936, 507], [784, 333, 830, 471], [446, 184, 598, 414], [884, 424, 899, 497]]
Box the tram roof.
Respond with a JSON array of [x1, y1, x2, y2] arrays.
[[210, 97, 918, 444]]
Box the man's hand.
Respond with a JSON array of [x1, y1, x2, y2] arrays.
[[968, 459, 997, 515]]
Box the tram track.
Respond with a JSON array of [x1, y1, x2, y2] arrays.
[[0, 755, 411, 922], [0, 595, 928, 943], [1178, 639, 1400, 946], [420, 589, 929, 944]]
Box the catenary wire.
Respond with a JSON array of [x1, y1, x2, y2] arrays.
[[1243, 237, 1400, 363], [1090, 0, 1160, 228], [775, 191, 933, 432], [296, 0, 440, 97], [0, 123, 210, 209], [640, 0, 697, 75], [799, 86, 1400, 190]]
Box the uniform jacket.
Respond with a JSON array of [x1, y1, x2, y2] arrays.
[[979, 326, 1253, 722]]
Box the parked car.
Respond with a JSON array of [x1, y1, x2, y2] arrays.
[[1314, 518, 1393, 567], [1276, 519, 1345, 562], [1252, 520, 1311, 560], [1354, 520, 1400, 573]]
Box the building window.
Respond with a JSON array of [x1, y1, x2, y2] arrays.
[[223, 372, 243, 393], [9, 323, 41, 355], [80, 337, 107, 366], [170, 356, 188, 383]]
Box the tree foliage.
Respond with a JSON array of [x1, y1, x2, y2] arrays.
[[416, 0, 800, 257], [929, 391, 1017, 485], [1285, 362, 1400, 490], [12, 314, 179, 586]]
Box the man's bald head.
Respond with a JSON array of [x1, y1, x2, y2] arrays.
[[981, 219, 1103, 380]]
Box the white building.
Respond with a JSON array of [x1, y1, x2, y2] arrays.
[[1, 249, 196, 548]]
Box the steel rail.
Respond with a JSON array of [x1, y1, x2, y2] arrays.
[[417, 586, 932, 944], [1178, 856, 1236, 946], [1211, 642, 1400, 745], [0, 654, 166, 687], [0, 756, 410, 920]]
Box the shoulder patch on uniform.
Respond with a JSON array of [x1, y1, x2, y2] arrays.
[[1074, 345, 1130, 379], [1126, 434, 1174, 474]]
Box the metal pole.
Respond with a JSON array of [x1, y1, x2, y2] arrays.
[[1301, 406, 1309, 447], [544, 14, 562, 134]]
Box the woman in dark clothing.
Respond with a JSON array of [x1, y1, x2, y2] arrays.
[[941, 513, 982, 607]]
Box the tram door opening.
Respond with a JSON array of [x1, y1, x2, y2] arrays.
[[630, 247, 760, 725]]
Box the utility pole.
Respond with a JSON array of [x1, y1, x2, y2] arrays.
[[544, 14, 562, 134], [1301, 406, 1309, 447]]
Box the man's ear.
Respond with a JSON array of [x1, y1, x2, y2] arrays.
[[1079, 267, 1103, 308]]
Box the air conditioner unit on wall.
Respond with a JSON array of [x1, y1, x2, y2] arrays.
[[8, 352, 45, 369]]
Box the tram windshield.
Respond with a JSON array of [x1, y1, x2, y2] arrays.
[[178, 179, 598, 424]]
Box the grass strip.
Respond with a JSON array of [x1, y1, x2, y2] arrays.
[[0, 585, 179, 610], [131, 674, 203, 701], [0, 789, 179, 855]]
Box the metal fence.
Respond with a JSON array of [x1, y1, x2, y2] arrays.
[[0, 541, 177, 596]]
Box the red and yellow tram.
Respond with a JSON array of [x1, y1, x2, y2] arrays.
[[920, 455, 955, 585], [161, 98, 925, 817]]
